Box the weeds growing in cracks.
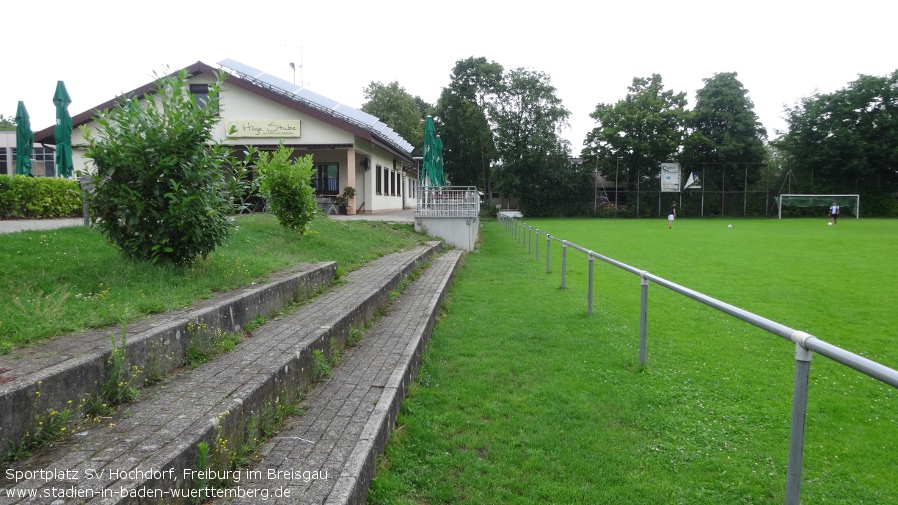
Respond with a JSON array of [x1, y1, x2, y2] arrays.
[[84, 328, 140, 418]]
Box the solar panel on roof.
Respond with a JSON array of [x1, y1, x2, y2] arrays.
[[296, 88, 340, 110], [218, 58, 264, 79], [337, 105, 378, 127]]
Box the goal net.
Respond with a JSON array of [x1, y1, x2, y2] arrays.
[[775, 194, 859, 219]]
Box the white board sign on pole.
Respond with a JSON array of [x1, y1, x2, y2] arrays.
[[660, 163, 681, 192]]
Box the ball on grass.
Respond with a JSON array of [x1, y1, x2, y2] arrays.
[[828, 222, 833, 226], [727, 224, 733, 229]]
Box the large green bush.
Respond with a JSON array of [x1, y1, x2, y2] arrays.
[[255, 143, 318, 233], [83, 69, 248, 265], [0, 175, 81, 219]]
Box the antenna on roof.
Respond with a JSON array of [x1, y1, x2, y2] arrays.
[[288, 48, 305, 87], [299, 47, 305, 87]]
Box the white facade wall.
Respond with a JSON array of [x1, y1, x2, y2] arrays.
[[53, 67, 418, 215]]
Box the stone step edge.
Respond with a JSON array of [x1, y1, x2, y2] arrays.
[[327, 249, 463, 505], [0, 262, 337, 458], [82, 242, 445, 503]]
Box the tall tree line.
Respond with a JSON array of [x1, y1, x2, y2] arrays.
[[362, 64, 898, 217], [775, 70, 898, 214]]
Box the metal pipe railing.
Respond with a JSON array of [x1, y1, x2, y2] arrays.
[[497, 214, 898, 505]]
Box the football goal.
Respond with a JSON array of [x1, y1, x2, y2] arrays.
[[775, 194, 859, 219]]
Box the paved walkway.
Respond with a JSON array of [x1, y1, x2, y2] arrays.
[[0, 218, 84, 234], [0, 210, 414, 235], [219, 250, 460, 504], [0, 243, 459, 505]]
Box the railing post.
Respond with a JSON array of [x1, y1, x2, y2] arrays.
[[561, 241, 568, 290], [587, 252, 595, 316], [639, 274, 649, 366], [545, 235, 551, 273], [786, 343, 813, 505], [535, 229, 540, 261], [528, 226, 532, 254]]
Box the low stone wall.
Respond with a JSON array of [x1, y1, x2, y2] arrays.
[[0, 263, 336, 454]]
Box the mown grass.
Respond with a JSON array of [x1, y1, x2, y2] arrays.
[[369, 217, 898, 504], [0, 214, 427, 348]]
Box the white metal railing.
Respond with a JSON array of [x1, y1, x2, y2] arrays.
[[415, 186, 480, 218], [498, 214, 898, 505]]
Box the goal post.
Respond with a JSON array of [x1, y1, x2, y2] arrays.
[[775, 194, 859, 219]]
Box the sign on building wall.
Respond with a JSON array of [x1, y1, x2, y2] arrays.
[[660, 163, 681, 192], [225, 120, 302, 138]]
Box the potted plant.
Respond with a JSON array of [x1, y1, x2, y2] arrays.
[[334, 186, 356, 214]]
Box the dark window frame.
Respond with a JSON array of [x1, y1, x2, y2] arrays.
[[311, 163, 340, 196], [376, 164, 382, 195]]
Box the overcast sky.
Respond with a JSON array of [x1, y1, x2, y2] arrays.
[[5, 0, 896, 153]]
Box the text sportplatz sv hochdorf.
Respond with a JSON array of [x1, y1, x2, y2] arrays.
[[6, 467, 329, 484]]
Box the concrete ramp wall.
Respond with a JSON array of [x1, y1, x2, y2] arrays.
[[415, 216, 479, 252]]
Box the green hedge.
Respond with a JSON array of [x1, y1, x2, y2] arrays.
[[0, 175, 83, 219]]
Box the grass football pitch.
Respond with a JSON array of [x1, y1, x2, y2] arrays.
[[370, 217, 898, 504]]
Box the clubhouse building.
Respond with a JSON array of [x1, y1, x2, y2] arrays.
[[33, 59, 420, 215]]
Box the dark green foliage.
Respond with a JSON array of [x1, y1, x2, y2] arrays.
[[0, 175, 82, 218], [777, 70, 898, 197], [584, 74, 687, 196], [361, 82, 427, 156], [490, 68, 572, 215], [436, 57, 503, 190], [255, 143, 318, 233], [681, 73, 768, 214], [683, 72, 767, 165], [516, 157, 594, 217], [858, 192, 898, 217], [83, 69, 247, 266]]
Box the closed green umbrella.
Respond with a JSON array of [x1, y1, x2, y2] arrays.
[[422, 115, 438, 187], [53, 81, 74, 178], [421, 115, 447, 188], [435, 134, 446, 186], [15, 101, 33, 176]]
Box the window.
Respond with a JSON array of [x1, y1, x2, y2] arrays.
[[312, 163, 339, 195], [0, 148, 7, 175], [190, 83, 215, 112], [34, 147, 56, 177], [14, 147, 56, 177], [375, 165, 382, 195]]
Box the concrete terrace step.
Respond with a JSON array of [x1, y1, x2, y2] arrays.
[[0, 242, 444, 504], [216, 249, 463, 505], [0, 262, 338, 457]]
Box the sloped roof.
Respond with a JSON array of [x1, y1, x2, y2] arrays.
[[34, 60, 415, 163]]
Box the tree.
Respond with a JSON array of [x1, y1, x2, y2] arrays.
[[584, 74, 687, 215], [0, 114, 15, 131], [777, 70, 898, 196], [84, 69, 247, 266], [256, 143, 317, 233], [435, 57, 503, 190], [489, 67, 574, 215], [681, 72, 768, 213], [361, 81, 427, 156]]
